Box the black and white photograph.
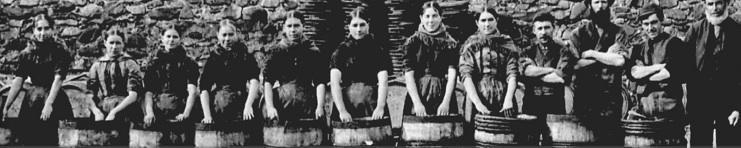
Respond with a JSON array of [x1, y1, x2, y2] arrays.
[[0, 0, 740, 146]]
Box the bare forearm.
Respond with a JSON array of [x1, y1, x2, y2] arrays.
[[631, 65, 662, 79], [591, 52, 625, 66], [405, 71, 423, 105], [316, 84, 326, 110], [184, 85, 198, 114], [263, 82, 275, 108], [200, 90, 212, 117], [376, 71, 389, 109], [45, 76, 64, 106], [4, 78, 24, 110], [524, 66, 555, 77], [330, 69, 347, 112], [112, 91, 138, 114], [504, 77, 517, 104], [463, 77, 484, 107], [442, 68, 456, 105], [245, 80, 259, 108], [575, 59, 597, 70], [144, 91, 154, 115]]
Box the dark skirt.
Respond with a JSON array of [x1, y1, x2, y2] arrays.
[[153, 93, 188, 121], [331, 82, 390, 120], [210, 85, 255, 122], [17, 85, 74, 120], [522, 84, 566, 115], [469, 75, 513, 116], [403, 75, 458, 115], [266, 83, 316, 121]]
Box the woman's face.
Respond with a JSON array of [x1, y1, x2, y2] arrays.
[[161, 29, 181, 50], [420, 8, 442, 32], [283, 18, 304, 41], [217, 26, 237, 48], [348, 17, 369, 40], [104, 35, 125, 57], [33, 20, 54, 42], [476, 12, 497, 35]]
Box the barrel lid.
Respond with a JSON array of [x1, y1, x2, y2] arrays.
[[331, 117, 391, 129], [403, 114, 464, 123]]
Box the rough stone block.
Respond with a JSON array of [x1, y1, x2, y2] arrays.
[[660, 0, 678, 8], [18, 0, 40, 7]]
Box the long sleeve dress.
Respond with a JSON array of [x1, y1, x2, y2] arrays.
[[263, 35, 328, 121], [144, 45, 201, 121], [459, 32, 519, 116], [401, 29, 459, 115], [329, 34, 393, 120], [199, 42, 261, 122]]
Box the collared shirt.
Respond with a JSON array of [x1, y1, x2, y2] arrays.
[[520, 40, 574, 96], [330, 35, 393, 86], [87, 55, 142, 97], [199, 42, 260, 91], [144, 46, 200, 95], [570, 21, 632, 92]]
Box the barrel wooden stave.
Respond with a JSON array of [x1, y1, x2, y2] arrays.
[[546, 114, 596, 145], [131, 122, 195, 146], [474, 114, 539, 146], [401, 115, 465, 146], [195, 121, 262, 146], [622, 120, 686, 146], [0, 118, 22, 145], [331, 117, 393, 146], [263, 119, 325, 147], [58, 120, 129, 146], [130, 128, 162, 147]]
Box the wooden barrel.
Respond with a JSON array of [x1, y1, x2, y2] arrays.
[[58, 119, 129, 146], [0, 118, 22, 145], [130, 121, 195, 146], [545, 114, 596, 145], [474, 114, 539, 146], [622, 119, 686, 146], [331, 116, 393, 146], [401, 114, 465, 146], [263, 118, 326, 146], [194, 120, 263, 146]]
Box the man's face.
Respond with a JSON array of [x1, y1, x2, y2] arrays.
[[705, 0, 727, 17], [591, 0, 610, 13], [533, 21, 554, 43], [641, 14, 663, 39]]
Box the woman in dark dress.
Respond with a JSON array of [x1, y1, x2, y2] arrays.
[[401, 1, 459, 116], [86, 27, 143, 122], [141, 24, 201, 145], [263, 11, 327, 121], [459, 9, 520, 117], [198, 20, 261, 123], [1, 14, 74, 146], [330, 7, 393, 122]]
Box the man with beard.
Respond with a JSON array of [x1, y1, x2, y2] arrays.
[[682, 0, 741, 145], [569, 0, 634, 145]]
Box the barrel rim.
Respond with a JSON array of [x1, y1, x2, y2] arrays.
[[331, 116, 391, 129], [263, 118, 326, 128], [195, 120, 262, 131], [131, 121, 196, 131], [402, 114, 464, 123], [58, 119, 129, 130], [475, 114, 537, 121]]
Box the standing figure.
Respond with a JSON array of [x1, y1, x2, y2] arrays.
[[330, 7, 393, 122], [682, 0, 741, 145], [625, 3, 687, 122], [519, 13, 575, 116], [569, 0, 633, 145], [459, 8, 519, 117], [86, 27, 142, 122], [2, 14, 74, 146], [141, 24, 201, 145], [401, 1, 459, 117], [263, 11, 327, 121], [199, 20, 261, 123]]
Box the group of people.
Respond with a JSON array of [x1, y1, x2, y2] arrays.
[[3, 0, 741, 146]]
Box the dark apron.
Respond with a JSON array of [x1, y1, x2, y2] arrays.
[[403, 75, 458, 115], [331, 82, 390, 120], [269, 83, 317, 121], [211, 85, 249, 122]]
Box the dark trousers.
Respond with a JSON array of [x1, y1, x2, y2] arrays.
[[690, 112, 741, 146]]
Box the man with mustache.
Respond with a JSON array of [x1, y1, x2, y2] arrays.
[[568, 0, 634, 145], [682, 0, 741, 145], [625, 3, 687, 134]]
